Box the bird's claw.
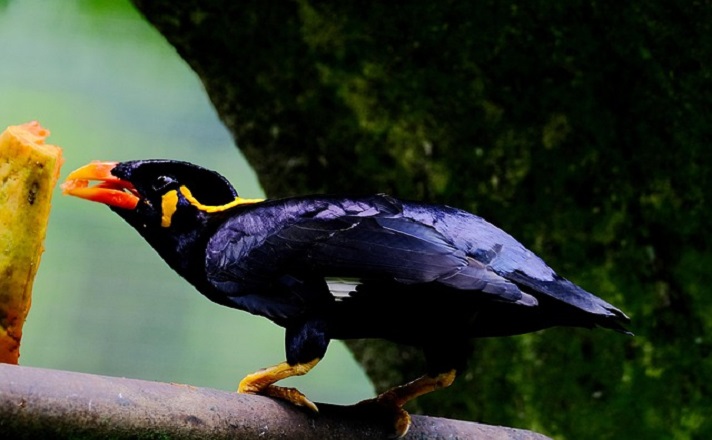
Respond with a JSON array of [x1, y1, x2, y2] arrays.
[[262, 384, 319, 413], [237, 360, 320, 414], [356, 394, 412, 438], [239, 380, 319, 414]]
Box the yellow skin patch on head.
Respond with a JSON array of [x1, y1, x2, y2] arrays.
[[179, 186, 264, 213], [160, 186, 264, 228], [161, 189, 179, 228]]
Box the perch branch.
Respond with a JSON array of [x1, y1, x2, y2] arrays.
[[0, 364, 549, 439]]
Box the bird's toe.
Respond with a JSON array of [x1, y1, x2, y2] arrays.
[[356, 395, 412, 438], [239, 379, 319, 413], [237, 360, 321, 413], [263, 385, 319, 413]]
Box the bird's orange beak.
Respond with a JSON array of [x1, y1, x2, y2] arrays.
[[61, 161, 139, 210]]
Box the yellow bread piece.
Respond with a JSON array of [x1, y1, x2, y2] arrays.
[[0, 121, 64, 364]]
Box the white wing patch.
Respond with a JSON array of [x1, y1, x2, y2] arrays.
[[326, 277, 360, 300]]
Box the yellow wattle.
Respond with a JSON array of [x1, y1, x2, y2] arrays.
[[161, 189, 179, 228], [179, 186, 264, 213]]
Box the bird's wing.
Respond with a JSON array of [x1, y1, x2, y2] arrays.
[[290, 216, 533, 304], [206, 203, 535, 316]]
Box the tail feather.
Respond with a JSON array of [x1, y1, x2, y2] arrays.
[[594, 305, 632, 335], [507, 269, 631, 334]]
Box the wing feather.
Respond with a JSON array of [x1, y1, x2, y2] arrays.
[[205, 197, 537, 321], [262, 215, 533, 305]]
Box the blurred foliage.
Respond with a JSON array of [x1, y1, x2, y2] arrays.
[[132, 1, 711, 438]]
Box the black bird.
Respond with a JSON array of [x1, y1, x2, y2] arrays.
[[62, 159, 630, 437]]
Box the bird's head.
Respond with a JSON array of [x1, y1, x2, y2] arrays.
[[62, 160, 263, 269]]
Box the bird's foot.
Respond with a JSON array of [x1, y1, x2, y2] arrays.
[[354, 371, 458, 438], [356, 392, 412, 438], [237, 360, 320, 414], [257, 384, 319, 413]]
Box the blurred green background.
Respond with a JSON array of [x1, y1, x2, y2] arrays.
[[0, 0, 372, 403]]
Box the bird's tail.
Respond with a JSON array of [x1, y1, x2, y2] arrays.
[[590, 299, 632, 335], [507, 270, 632, 335]]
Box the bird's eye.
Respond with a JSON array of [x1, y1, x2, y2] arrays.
[[152, 175, 175, 193]]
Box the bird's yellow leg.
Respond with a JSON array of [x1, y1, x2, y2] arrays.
[[360, 369, 457, 438], [378, 369, 457, 407], [238, 358, 320, 413]]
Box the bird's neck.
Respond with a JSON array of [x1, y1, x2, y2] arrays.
[[122, 208, 223, 291]]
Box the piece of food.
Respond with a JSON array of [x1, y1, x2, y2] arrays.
[[63, 159, 630, 437], [0, 121, 64, 364]]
